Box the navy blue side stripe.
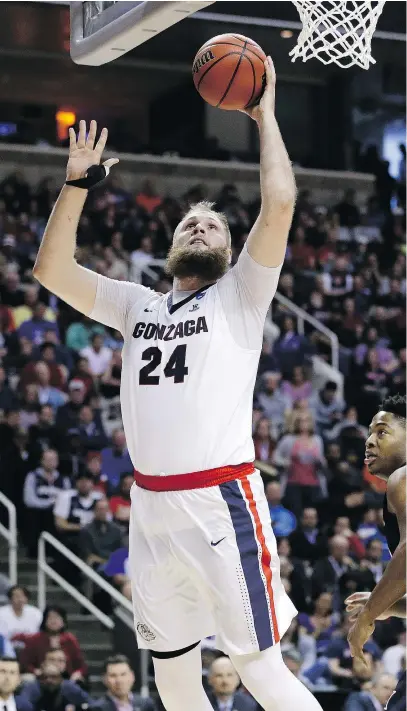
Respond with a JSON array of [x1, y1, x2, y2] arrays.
[[219, 479, 274, 650]]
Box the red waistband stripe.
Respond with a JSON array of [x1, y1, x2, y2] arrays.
[[134, 462, 256, 492]]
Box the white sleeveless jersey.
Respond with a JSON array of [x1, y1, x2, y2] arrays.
[[90, 245, 281, 475]]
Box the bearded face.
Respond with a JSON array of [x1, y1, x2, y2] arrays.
[[165, 211, 231, 281]]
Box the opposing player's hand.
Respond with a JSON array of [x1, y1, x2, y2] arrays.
[[347, 611, 375, 670], [240, 56, 276, 122], [345, 592, 390, 621], [66, 120, 119, 181]]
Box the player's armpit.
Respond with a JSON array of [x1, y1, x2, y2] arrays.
[[387, 465, 406, 541]]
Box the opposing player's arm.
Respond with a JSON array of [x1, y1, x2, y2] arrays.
[[361, 466, 406, 624], [244, 57, 296, 268]]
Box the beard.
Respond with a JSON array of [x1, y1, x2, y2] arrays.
[[165, 244, 230, 281]]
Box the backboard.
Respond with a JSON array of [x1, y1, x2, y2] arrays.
[[70, 1, 215, 66]]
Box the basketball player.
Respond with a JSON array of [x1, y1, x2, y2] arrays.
[[34, 58, 323, 711], [346, 395, 406, 711]]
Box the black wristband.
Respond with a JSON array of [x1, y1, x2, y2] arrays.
[[66, 164, 109, 190]]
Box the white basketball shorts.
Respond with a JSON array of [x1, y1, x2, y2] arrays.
[[129, 470, 297, 656]]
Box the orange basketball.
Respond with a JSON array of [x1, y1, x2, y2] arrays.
[[192, 33, 267, 111]]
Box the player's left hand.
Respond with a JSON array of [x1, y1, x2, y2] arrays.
[[240, 56, 276, 121], [347, 611, 375, 670]]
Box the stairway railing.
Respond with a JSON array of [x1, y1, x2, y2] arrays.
[[38, 532, 150, 697], [0, 492, 17, 584]]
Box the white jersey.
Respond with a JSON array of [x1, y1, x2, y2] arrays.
[[90, 244, 281, 475]]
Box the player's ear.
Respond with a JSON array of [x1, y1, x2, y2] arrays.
[[227, 248, 233, 265]]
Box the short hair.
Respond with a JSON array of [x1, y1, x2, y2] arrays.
[[181, 201, 231, 246], [0, 656, 19, 667], [7, 584, 30, 601], [380, 394, 406, 423], [103, 654, 132, 673]]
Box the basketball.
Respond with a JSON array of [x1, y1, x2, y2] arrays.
[[192, 33, 267, 111]]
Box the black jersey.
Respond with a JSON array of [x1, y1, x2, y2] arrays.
[[383, 492, 400, 555]]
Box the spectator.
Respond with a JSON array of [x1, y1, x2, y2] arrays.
[[362, 538, 385, 583], [55, 380, 86, 432], [102, 539, 129, 596], [273, 413, 326, 518], [334, 189, 361, 228], [79, 498, 122, 568], [92, 654, 157, 711], [65, 317, 104, 353], [265, 481, 297, 537], [31, 362, 66, 411], [100, 349, 122, 400], [0, 586, 42, 639], [332, 516, 366, 561], [21, 661, 90, 711], [18, 303, 58, 346], [0, 657, 31, 711], [382, 630, 406, 678], [54, 472, 103, 555], [77, 405, 108, 452], [256, 372, 291, 437], [281, 366, 313, 406], [28, 405, 60, 459], [298, 592, 338, 654], [19, 606, 87, 681], [309, 381, 345, 438], [13, 285, 55, 329], [100, 429, 132, 494], [43, 649, 69, 680], [253, 417, 275, 464], [289, 508, 328, 563], [0, 366, 18, 412], [109, 473, 133, 528], [311, 535, 355, 606], [130, 235, 155, 283], [206, 656, 257, 711], [80, 333, 112, 379], [343, 672, 397, 711], [135, 179, 162, 215], [23, 449, 71, 557], [273, 316, 314, 371]]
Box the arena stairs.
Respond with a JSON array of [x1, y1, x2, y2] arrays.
[[0, 543, 112, 695]]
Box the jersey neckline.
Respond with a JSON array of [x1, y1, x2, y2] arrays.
[[167, 283, 214, 315]]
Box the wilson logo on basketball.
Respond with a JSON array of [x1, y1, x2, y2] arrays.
[[192, 49, 215, 74]]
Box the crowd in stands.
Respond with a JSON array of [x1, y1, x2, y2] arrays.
[[0, 153, 405, 711]]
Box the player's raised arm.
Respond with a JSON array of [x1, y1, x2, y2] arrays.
[[243, 57, 296, 268], [33, 120, 119, 316]]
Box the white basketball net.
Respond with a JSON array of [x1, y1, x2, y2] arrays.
[[290, 1, 386, 70]]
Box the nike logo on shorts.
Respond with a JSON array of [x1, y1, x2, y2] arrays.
[[211, 537, 226, 547]]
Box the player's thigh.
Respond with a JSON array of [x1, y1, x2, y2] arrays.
[[128, 493, 215, 651]]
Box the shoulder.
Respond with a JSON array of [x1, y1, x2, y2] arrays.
[[91, 695, 111, 710], [387, 465, 406, 514], [26, 605, 42, 618], [61, 680, 88, 698], [233, 691, 258, 710], [61, 631, 80, 645]]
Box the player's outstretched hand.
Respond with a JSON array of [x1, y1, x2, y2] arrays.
[[240, 56, 276, 122], [66, 119, 119, 181]]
